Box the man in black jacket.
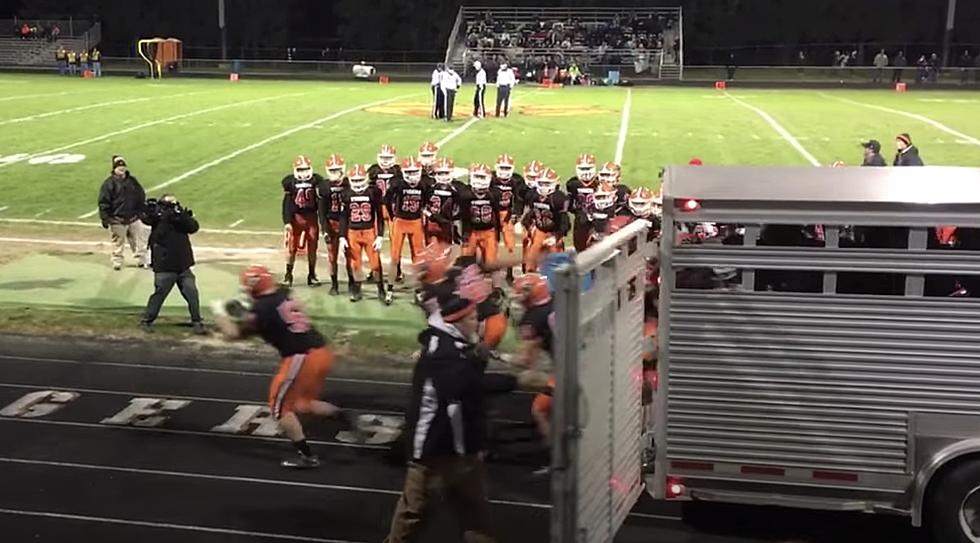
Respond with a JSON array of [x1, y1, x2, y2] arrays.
[[860, 140, 887, 166], [98, 156, 148, 270], [139, 194, 205, 334], [384, 293, 496, 543], [894, 133, 925, 166]]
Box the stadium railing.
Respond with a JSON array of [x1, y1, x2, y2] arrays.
[[2, 18, 94, 38], [686, 65, 980, 85]]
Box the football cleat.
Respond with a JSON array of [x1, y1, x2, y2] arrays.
[[281, 453, 320, 469]]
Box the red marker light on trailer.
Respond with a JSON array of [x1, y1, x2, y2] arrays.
[[666, 477, 686, 498], [682, 199, 700, 211]]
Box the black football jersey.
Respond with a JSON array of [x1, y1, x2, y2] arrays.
[[519, 302, 555, 358], [252, 288, 326, 358]]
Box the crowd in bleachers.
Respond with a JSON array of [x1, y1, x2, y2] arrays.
[[12, 21, 61, 41]]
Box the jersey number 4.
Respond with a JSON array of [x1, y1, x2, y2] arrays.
[[294, 188, 315, 208]]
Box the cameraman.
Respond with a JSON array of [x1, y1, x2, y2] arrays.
[[139, 194, 205, 334]]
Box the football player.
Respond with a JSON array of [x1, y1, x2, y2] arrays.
[[624, 186, 662, 239], [369, 144, 401, 237], [513, 273, 557, 465], [339, 164, 391, 304], [599, 161, 630, 213], [566, 153, 599, 251], [423, 157, 457, 245], [518, 160, 545, 272], [214, 265, 360, 469], [584, 181, 618, 247], [386, 156, 427, 284], [492, 154, 525, 282], [319, 154, 355, 296], [417, 141, 439, 176], [459, 163, 501, 266], [523, 168, 569, 273], [282, 155, 324, 287]]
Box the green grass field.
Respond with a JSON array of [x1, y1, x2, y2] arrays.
[[0, 73, 978, 350]]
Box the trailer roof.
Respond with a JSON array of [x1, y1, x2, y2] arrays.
[[663, 166, 980, 205]]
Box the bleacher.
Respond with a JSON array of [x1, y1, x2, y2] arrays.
[[444, 6, 683, 81], [0, 19, 100, 67]]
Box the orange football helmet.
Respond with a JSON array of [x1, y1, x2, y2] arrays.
[[575, 153, 597, 182], [240, 265, 276, 298], [347, 164, 369, 192], [536, 168, 559, 196], [524, 160, 544, 189], [418, 141, 439, 166], [513, 273, 551, 307], [325, 154, 345, 182], [434, 157, 454, 185], [495, 154, 515, 180], [598, 161, 619, 184], [292, 155, 313, 181], [593, 181, 617, 210], [401, 156, 422, 186], [377, 144, 397, 169], [629, 187, 656, 217], [470, 163, 492, 191], [414, 241, 453, 285]]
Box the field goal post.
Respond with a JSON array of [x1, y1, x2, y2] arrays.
[[551, 218, 652, 543], [137, 38, 183, 79]]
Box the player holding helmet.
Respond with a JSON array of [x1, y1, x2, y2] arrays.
[[340, 165, 391, 304], [566, 153, 599, 251], [523, 168, 569, 273], [320, 154, 355, 296], [386, 156, 427, 284], [282, 155, 324, 287]]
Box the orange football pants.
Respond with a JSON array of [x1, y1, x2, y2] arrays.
[[480, 312, 507, 349], [324, 219, 343, 265], [288, 212, 319, 257], [348, 228, 380, 277], [499, 212, 516, 254], [269, 347, 334, 419], [463, 229, 498, 264], [532, 375, 557, 417], [523, 228, 561, 273], [391, 218, 425, 268]]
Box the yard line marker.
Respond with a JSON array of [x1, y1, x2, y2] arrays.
[[0, 89, 95, 103], [0, 206, 7, 213], [435, 116, 480, 148], [0, 91, 204, 126], [32, 209, 50, 218], [822, 93, 980, 146], [228, 218, 245, 228], [726, 92, 821, 166], [751, 134, 761, 140], [1, 92, 309, 171], [614, 88, 633, 164], [0, 217, 282, 236], [0, 508, 364, 543], [0, 236, 279, 254]]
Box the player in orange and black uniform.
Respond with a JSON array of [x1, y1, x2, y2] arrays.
[[513, 273, 556, 472], [282, 155, 324, 287], [368, 144, 401, 242], [523, 168, 570, 273], [492, 154, 525, 283], [566, 153, 599, 251], [598, 161, 630, 214], [582, 181, 619, 248], [319, 154, 355, 296], [386, 156, 427, 284], [217, 265, 359, 469], [340, 165, 391, 304], [417, 141, 439, 177], [517, 160, 545, 273], [423, 157, 457, 245], [621, 186, 662, 241], [459, 163, 502, 266]]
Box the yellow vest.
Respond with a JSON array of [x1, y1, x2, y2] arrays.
[[67, 52, 77, 62], [80, 52, 89, 62], [91, 50, 101, 61]]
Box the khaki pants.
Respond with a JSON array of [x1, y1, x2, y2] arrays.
[[384, 457, 496, 543], [109, 221, 148, 268]]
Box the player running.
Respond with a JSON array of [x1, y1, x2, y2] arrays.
[[215, 265, 360, 469], [386, 156, 427, 284], [282, 155, 324, 287], [320, 154, 355, 296], [523, 168, 569, 273], [492, 154, 526, 283], [424, 157, 457, 245], [459, 163, 502, 266], [340, 164, 391, 304], [566, 153, 599, 251]]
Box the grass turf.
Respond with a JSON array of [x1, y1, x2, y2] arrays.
[[0, 74, 978, 349]]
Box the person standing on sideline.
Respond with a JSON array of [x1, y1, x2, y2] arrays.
[[873, 50, 888, 83], [383, 293, 497, 543], [98, 156, 149, 271], [894, 133, 925, 166], [79, 49, 89, 74], [91, 47, 102, 77], [892, 51, 907, 83], [860, 140, 887, 166], [139, 194, 205, 335], [472, 60, 487, 118], [495, 62, 516, 117], [431, 63, 445, 119], [54, 45, 67, 75], [66, 49, 77, 76], [441, 65, 462, 122]]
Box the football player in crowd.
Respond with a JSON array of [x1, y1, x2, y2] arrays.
[[492, 154, 526, 283], [519, 160, 545, 272], [583, 181, 619, 247], [424, 157, 458, 245], [417, 141, 439, 176], [598, 161, 630, 213], [523, 168, 570, 273], [282, 155, 324, 287], [340, 165, 392, 304], [320, 154, 355, 296], [566, 153, 599, 251], [215, 265, 360, 469], [386, 157, 427, 285], [624, 187, 662, 240], [369, 144, 401, 249], [459, 163, 502, 266], [513, 273, 557, 473]]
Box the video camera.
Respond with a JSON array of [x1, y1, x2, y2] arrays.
[[144, 196, 191, 220]]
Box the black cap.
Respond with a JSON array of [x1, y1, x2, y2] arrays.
[[861, 140, 881, 153], [112, 155, 127, 169]]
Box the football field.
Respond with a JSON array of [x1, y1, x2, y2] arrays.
[[0, 73, 978, 345]]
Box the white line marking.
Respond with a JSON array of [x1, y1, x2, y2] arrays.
[[0, 217, 276, 236], [614, 89, 632, 164], [0, 93, 308, 171], [822, 94, 980, 146], [0, 416, 385, 450], [228, 219, 245, 228], [751, 134, 761, 140], [726, 92, 821, 166], [0, 92, 202, 126], [0, 508, 361, 543], [0, 236, 279, 255], [0, 206, 8, 213], [0, 90, 94, 103], [435, 116, 480, 148], [32, 209, 51, 218]]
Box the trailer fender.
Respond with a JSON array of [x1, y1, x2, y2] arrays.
[[912, 438, 980, 527]]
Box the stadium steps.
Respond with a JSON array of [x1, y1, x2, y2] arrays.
[[661, 63, 681, 80]]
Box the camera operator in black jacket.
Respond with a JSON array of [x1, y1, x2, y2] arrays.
[[139, 194, 205, 335]]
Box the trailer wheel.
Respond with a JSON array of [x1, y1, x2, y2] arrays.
[[927, 460, 980, 543]]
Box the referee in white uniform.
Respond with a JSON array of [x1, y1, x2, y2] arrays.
[[440, 66, 462, 122], [472, 61, 487, 118], [495, 62, 516, 118], [431, 64, 444, 119]]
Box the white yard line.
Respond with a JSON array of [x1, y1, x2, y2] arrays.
[[0, 217, 282, 235], [0, 236, 278, 255], [228, 218, 245, 228], [0, 206, 8, 213], [614, 88, 633, 164], [725, 92, 821, 166], [0, 92, 309, 170], [31, 209, 50, 218], [436, 116, 480, 148], [0, 90, 95, 103], [821, 93, 980, 146], [0, 91, 204, 126]]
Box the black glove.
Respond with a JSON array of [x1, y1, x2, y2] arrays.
[[184, 208, 193, 217]]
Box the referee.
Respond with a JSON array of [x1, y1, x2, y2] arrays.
[[495, 62, 516, 118], [472, 61, 487, 118], [431, 63, 445, 119], [440, 66, 462, 122]]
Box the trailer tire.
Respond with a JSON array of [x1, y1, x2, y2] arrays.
[[926, 459, 980, 543]]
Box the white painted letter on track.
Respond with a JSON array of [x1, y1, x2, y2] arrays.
[[336, 413, 404, 445], [100, 397, 190, 427], [211, 404, 282, 437], [0, 390, 79, 418]]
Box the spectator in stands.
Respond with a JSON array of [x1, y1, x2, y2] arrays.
[[892, 51, 907, 83], [67, 49, 78, 76], [929, 53, 940, 82], [49, 23, 60, 41], [860, 140, 887, 167], [20, 22, 29, 40], [91, 48, 102, 77], [873, 50, 888, 82], [55, 46, 68, 76], [894, 133, 924, 166], [960, 50, 973, 84]]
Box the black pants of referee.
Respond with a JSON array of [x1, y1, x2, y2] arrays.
[[444, 89, 457, 121], [495, 85, 511, 117], [473, 84, 486, 117], [432, 85, 445, 119]]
